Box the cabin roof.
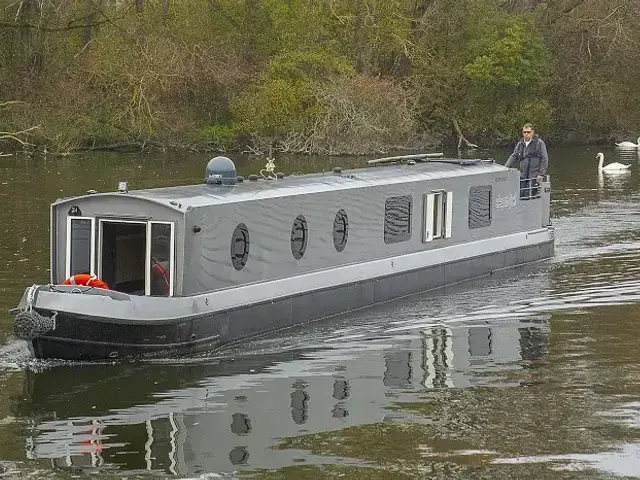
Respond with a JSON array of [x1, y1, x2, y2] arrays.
[[66, 159, 508, 211]]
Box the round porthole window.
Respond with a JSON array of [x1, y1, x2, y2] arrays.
[[290, 215, 308, 260], [333, 209, 348, 252], [230, 223, 250, 270]]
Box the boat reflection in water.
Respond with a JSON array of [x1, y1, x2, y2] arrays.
[[14, 309, 550, 475], [383, 320, 549, 389]]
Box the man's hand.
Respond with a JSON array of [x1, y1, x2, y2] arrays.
[[536, 175, 544, 183]]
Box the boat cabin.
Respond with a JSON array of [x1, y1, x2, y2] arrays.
[[52, 156, 551, 299], [57, 196, 177, 297]]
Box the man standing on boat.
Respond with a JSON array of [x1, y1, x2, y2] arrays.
[[505, 123, 548, 199]]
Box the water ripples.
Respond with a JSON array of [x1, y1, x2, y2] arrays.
[[2, 148, 640, 478]]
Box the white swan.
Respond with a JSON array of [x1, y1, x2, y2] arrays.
[[615, 137, 640, 148], [597, 152, 631, 172]]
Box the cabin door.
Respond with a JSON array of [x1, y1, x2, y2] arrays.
[[97, 220, 174, 296]]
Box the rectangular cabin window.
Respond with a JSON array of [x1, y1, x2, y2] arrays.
[[468, 185, 492, 229], [384, 195, 412, 244], [66, 217, 95, 278], [423, 191, 453, 242], [148, 222, 175, 297]]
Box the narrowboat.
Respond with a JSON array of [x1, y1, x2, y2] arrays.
[[9, 154, 554, 360]]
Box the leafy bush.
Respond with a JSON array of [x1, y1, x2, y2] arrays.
[[195, 124, 238, 150], [230, 50, 353, 144]]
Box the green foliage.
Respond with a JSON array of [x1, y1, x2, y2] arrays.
[[195, 124, 238, 150], [461, 18, 552, 139], [263, 0, 335, 53], [230, 50, 353, 139], [265, 51, 353, 83], [407, 1, 552, 143], [230, 77, 317, 138], [0, 0, 638, 152], [464, 21, 547, 91], [511, 99, 553, 136], [229, 48, 418, 153]]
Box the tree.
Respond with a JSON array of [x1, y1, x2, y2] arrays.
[[541, 0, 640, 138], [464, 19, 551, 137]]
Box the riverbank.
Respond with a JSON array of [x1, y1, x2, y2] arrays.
[[0, 128, 629, 158]]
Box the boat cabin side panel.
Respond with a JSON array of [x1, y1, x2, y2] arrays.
[[181, 167, 549, 295], [51, 195, 184, 297]]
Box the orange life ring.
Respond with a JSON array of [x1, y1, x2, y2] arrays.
[[63, 273, 109, 290], [151, 258, 170, 295]]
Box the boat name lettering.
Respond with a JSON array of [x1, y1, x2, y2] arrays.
[[495, 176, 508, 182], [496, 193, 517, 209]]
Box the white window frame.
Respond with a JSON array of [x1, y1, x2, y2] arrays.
[[147, 221, 175, 297], [65, 216, 96, 279], [423, 191, 453, 242], [445, 191, 453, 239]]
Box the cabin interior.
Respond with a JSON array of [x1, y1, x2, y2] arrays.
[[65, 217, 174, 296]]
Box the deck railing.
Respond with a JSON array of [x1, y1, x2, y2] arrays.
[[519, 177, 544, 200]]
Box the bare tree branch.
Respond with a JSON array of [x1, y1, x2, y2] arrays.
[[0, 126, 40, 146], [0, 100, 27, 108], [0, 3, 134, 32], [453, 119, 478, 149]]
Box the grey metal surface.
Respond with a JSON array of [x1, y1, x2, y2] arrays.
[[33, 227, 553, 324], [49, 159, 552, 297], [181, 169, 544, 295], [123, 161, 508, 208]]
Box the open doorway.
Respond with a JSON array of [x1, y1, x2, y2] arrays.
[[100, 221, 146, 294]]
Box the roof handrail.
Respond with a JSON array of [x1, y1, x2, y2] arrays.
[[429, 158, 494, 165], [367, 153, 444, 165]]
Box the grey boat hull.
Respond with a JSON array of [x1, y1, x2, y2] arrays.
[[21, 232, 553, 360]]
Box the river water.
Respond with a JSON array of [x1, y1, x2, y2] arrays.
[[0, 145, 639, 479]]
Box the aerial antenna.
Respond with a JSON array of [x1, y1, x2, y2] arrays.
[[261, 145, 277, 180]]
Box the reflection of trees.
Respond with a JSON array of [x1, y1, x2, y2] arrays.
[[151, 227, 171, 260]]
